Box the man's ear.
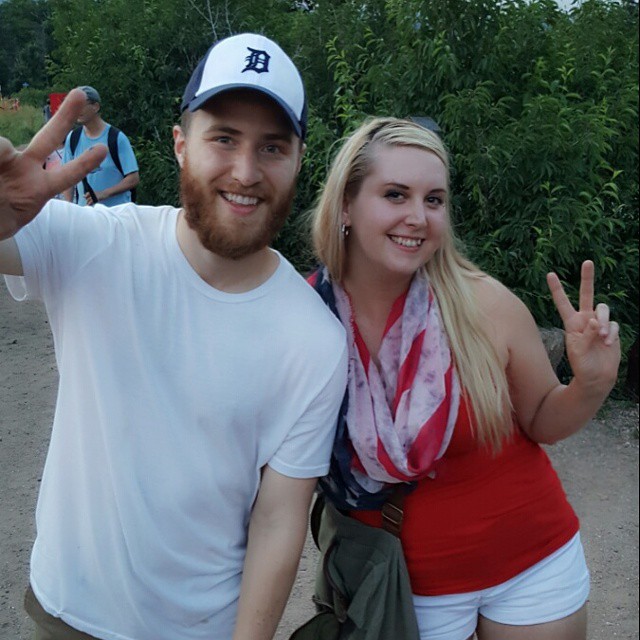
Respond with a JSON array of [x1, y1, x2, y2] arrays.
[[295, 141, 306, 176], [173, 125, 186, 168]]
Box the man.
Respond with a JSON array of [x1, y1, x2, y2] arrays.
[[0, 33, 347, 640], [62, 85, 140, 206]]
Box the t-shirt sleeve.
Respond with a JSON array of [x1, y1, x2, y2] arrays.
[[268, 342, 348, 479], [117, 133, 139, 175], [4, 200, 115, 304]]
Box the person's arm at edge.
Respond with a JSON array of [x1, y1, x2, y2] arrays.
[[232, 466, 317, 640]]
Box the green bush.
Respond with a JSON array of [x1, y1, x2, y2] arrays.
[[271, 0, 639, 394], [14, 87, 50, 109], [4, 0, 635, 391], [282, 0, 639, 347], [133, 136, 180, 207]]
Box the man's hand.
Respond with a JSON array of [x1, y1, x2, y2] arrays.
[[84, 190, 99, 206], [86, 171, 140, 206], [83, 184, 100, 206], [0, 88, 107, 240]]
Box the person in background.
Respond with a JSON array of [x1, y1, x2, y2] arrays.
[[62, 85, 139, 206], [0, 33, 347, 640], [309, 116, 620, 640], [43, 137, 65, 200], [43, 98, 52, 123]]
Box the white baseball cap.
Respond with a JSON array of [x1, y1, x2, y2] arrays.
[[181, 33, 307, 139]]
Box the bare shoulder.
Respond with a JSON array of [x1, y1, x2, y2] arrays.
[[473, 275, 531, 321], [468, 274, 539, 363], [470, 274, 527, 318]]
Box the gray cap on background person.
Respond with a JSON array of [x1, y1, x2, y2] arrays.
[[79, 86, 101, 104]]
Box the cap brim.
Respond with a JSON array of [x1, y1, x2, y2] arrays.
[[187, 84, 303, 138]]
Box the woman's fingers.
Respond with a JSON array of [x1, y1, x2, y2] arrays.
[[578, 307, 619, 349], [604, 321, 620, 347], [578, 260, 595, 313], [581, 317, 600, 349], [547, 272, 575, 325], [549, 261, 606, 333], [595, 303, 610, 336]]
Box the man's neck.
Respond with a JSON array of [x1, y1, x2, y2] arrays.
[[175, 210, 279, 293], [83, 117, 107, 138]]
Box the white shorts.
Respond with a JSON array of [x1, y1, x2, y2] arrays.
[[412, 532, 590, 640]]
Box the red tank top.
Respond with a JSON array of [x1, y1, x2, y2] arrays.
[[351, 399, 579, 595]]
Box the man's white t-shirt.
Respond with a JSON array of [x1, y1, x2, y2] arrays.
[[5, 201, 347, 640]]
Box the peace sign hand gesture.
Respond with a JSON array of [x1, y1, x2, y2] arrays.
[[0, 88, 107, 241], [547, 260, 621, 395]]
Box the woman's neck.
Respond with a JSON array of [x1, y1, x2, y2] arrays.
[[342, 269, 413, 362], [343, 268, 411, 318]]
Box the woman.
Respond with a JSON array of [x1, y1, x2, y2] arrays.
[[309, 117, 620, 640]]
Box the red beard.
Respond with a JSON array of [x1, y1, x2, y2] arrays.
[[180, 156, 295, 260]]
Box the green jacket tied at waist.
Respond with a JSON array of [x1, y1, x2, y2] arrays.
[[290, 496, 420, 640]]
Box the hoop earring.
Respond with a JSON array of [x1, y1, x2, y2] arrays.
[[341, 224, 350, 238]]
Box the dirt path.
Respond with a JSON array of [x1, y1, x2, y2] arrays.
[[1, 281, 638, 640]]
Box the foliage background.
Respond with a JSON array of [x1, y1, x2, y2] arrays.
[[0, 0, 638, 386]]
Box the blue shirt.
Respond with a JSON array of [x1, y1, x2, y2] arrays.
[[63, 125, 138, 207]]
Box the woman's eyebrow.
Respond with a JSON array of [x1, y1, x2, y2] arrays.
[[383, 181, 411, 190], [383, 182, 447, 193]]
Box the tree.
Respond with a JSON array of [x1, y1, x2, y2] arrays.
[[39, 0, 638, 367], [0, 0, 52, 94], [289, 0, 638, 343]]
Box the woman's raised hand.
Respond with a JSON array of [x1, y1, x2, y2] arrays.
[[547, 260, 621, 394]]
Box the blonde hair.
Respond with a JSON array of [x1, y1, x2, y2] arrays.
[[311, 117, 513, 448]]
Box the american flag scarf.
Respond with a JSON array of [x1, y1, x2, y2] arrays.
[[313, 266, 460, 510]]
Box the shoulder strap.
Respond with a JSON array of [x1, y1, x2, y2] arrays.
[[310, 494, 325, 551], [107, 125, 136, 202], [381, 484, 406, 537], [107, 126, 124, 176], [70, 127, 83, 203], [69, 127, 82, 156]]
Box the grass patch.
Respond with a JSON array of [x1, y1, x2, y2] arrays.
[[0, 105, 43, 147]]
